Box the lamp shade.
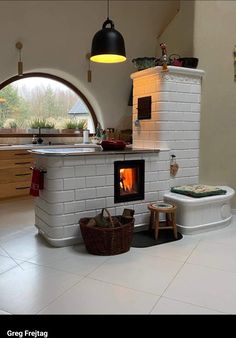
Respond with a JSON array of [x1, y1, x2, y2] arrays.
[[90, 19, 126, 63]]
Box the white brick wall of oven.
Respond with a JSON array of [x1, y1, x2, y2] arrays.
[[34, 67, 204, 247], [131, 66, 204, 187], [34, 151, 170, 246]]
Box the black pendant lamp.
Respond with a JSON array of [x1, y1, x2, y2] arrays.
[[90, 0, 126, 63]]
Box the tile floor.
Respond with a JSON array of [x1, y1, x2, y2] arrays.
[[0, 197, 236, 314]]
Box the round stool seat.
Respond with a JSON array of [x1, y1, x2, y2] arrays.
[[148, 202, 177, 240]]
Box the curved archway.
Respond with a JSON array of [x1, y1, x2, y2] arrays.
[[0, 72, 98, 131]]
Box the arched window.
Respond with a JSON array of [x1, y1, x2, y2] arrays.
[[0, 73, 97, 134]]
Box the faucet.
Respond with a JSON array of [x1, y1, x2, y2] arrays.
[[37, 128, 43, 144]]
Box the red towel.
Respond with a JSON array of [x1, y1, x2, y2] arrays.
[[30, 168, 44, 196]]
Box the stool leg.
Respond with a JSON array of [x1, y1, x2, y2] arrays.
[[154, 212, 159, 240], [172, 212, 178, 239], [149, 210, 154, 231]]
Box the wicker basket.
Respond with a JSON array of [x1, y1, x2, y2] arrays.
[[79, 209, 134, 255]]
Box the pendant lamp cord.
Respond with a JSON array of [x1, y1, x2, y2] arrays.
[[107, 0, 109, 19]]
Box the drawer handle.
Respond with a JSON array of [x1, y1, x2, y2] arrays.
[[15, 173, 31, 177], [15, 162, 31, 165], [14, 153, 29, 156], [15, 186, 30, 190]]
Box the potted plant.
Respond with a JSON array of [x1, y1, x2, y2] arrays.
[[61, 119, 78, 133], [2, 118, 17, 133], [76, 119, 88, 132], [28, 118, 41, 134], [79, 208, 134, 255]]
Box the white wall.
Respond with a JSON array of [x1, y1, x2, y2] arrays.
[[157, 0, 194, 58], [0, 0, 178, 130], [194, 0, 236, 208]]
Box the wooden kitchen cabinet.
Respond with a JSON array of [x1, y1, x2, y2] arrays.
[[0, 149, 34, 199]]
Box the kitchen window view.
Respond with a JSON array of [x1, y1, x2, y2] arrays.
[[0, 75, 95, 134]]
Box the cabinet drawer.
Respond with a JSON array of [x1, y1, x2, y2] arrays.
[[0, 159, 34, 170], [0, 167, 32, 184], [0, 149, 31, 160], [0, 181, 31, 199]]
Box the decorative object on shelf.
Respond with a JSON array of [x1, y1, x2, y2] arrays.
[[90, 0, 126, 63], [132, 57, 159, 71], [168, 54, 183, 66], [16, 41, 23, 76], [101, 139, 126, 150], [179, 57, 198, 68], [79, 208, 134, 255], [170, 154, 179, 177], [160, 42, 168, 72]]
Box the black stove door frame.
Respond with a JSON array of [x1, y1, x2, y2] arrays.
[[114, 159, 145, 203]]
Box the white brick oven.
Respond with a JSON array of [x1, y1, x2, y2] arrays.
[[131, 66, 204, 187], [32, 66, 204, 246]]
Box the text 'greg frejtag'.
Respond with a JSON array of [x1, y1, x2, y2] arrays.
[[6, 330, 48, 338]]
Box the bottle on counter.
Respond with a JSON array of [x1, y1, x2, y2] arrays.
[[32, 135, 37, 144], [83, 129, 90, 144]]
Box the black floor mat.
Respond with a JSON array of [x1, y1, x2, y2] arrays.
[[131, 229, 183, 248]]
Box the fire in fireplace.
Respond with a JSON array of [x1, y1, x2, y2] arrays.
[[114, 160, 145, 203]]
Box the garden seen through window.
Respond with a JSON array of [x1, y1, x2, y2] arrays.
[[0, 76, 95, 134]]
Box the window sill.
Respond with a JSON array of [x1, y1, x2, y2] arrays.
[[0, 133, 88, 138]]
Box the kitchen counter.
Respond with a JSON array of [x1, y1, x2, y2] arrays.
[[30, 147, 160, 156], [0, 143, 101, 151]]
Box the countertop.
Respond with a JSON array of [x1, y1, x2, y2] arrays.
[[0, 143, 101, 151], [29, 147, 160, 156]]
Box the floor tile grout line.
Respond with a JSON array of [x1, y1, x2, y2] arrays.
[[148, 239, 202, 313], [0, 243, 24, 270], [35, 275, 88, 314], [148, 261, 186, 314], [87, 275, 162, 297], [183, 260, 236, 275], [149, 238, 209, 313], [162, 295, 227, 314]]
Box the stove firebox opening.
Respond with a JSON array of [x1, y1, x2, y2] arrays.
[[114, 160, 145, 203]]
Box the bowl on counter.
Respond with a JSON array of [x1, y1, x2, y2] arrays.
[[101, 140, 126, 151]]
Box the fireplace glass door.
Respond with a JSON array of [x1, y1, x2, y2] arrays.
[[114, 160, 145, 203]]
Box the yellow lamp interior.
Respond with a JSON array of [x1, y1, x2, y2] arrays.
[[90, 54, 126, 63]]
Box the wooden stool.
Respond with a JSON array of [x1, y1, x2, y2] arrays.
[[148, 202, 177, 240]]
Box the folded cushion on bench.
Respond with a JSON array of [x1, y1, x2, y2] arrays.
[[171, 184, 227, 198]]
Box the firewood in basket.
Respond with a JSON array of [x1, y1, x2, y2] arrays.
[[122, 209, 135, 218], [87, 218, 96, 227]]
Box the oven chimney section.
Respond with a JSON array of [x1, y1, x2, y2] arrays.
[[131, 66, 204, 187]]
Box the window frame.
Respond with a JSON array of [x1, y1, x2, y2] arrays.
[[0, 72, 98, 137]]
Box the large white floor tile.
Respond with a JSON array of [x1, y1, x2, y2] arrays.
[[0, 198, 34, 235], [164, 263, 236, 314], [0, 309, 11, 314], [0, 255, 18, 274], [187, 241, 236, 273], [0, 245, 9, 257], [0, 262, 82, 314], [89, 251, 183, 295], [151, 296, 221, 314], [39, 277, 159, 314], [200, 219, 236, 246], [131, 235, 200, 262], [0, 232, 50, 260], [28, 244, 109, 276]]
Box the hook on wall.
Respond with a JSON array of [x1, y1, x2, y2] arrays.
[[86, 52, 92, 83], [16, 41, 23, 76]]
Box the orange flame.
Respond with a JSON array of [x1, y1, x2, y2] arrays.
[[120, 168, 136, 192]]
